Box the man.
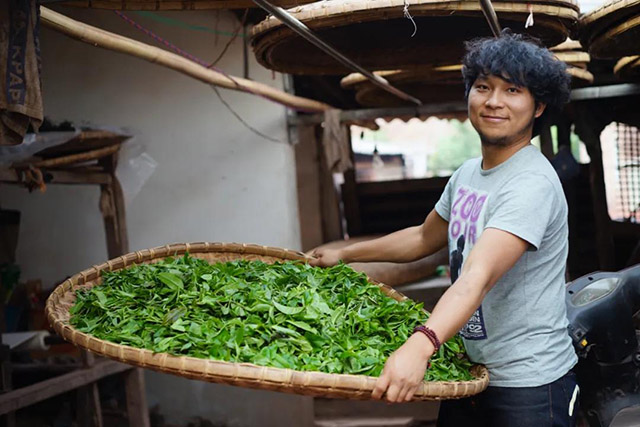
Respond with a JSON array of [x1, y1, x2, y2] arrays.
[[311, 31, 579, 427]]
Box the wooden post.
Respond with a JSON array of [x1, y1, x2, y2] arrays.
[[573, 103, 616, 270], [98, 153, 129, 259], [77, 351, 102, 427], [295, 125, 325, 251], [341, 168, 362, 236], [539, 120, 555, 160], [124, 369, 150, 427], [317, 125, 344, 243]]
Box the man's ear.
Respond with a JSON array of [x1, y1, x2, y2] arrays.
[[534, 102, 547, 118]]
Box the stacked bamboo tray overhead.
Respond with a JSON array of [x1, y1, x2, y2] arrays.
[[61, 0, 316, 10], [339, 39, 592, 108], [251, 0, 580, 75], [579, 0, 640, 59], [550, 39, 595, 86], [340, 65, 466, 108]]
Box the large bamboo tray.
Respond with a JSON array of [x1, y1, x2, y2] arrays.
[[615, 55, 640, 80], [341, 66, 465, 108], [589, 14, 640, 58], [340, 52, 592, 108], [61, 0, 315, 10], [579, 0, 640, 58], [251, 0, 579, 75], [45, 242, 489, 400]]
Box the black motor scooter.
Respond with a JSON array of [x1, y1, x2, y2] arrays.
[[566, 265, 640, 427]]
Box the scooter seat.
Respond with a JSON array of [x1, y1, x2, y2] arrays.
[[610, 404, 640, 427]]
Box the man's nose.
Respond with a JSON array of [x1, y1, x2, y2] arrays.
[[485, 90, 504, 108]]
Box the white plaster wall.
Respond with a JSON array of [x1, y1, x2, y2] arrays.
[[0, 8, 310, 426]]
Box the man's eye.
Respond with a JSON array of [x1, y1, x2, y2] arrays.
[[475, 85, 488, 90], [507, 87, 520, 93]]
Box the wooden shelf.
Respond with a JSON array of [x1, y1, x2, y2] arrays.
[[0, 360, 132, 415]]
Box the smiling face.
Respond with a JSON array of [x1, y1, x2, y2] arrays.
[[468, 74, 546, 147]]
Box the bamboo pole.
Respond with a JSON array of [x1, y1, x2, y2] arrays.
[[39, 7, 331, 113]]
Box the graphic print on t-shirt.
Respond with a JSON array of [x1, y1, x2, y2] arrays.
[[449, 184, 489, 340]]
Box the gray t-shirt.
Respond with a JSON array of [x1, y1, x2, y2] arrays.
[[435, 144, 577, 387]]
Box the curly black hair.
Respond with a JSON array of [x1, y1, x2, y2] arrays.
[[461, 30, 571, 137]]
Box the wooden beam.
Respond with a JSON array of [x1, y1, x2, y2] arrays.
[[99, 154, 129, 258], [573, 103, 616, 270], [0, 360, 132, 415], [0, 168, 112, 186], [290, 102, 468, 126], [539, 122, 554, 160]]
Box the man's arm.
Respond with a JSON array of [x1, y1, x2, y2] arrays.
[[372, 227, 530, 402], [310, 209, 449, 267]]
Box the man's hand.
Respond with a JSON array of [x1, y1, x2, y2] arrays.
[[372, 333, 435, 403], [309, 248, 343, 267]]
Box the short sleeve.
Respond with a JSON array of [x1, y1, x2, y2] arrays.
[[484, 174, 557, 250], [435, 174, 456, 222]]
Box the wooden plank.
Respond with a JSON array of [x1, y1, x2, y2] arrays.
[[290, 102, 468, 126], [99, 154, 129, 258], [317, 130, 344, 243], [609, 221, 640, 237], [314, 398, 440, 422], [0, 360, 133, 415], [0, 168, 111, 185], [539, 122, 554, 160], [573, 104, 617, 270], [357, 177, 449, 196], [124, 369, 150, 427], [77, 382, 102, 427], [295, 125, 325, 251], [341, 169, 362, 236]]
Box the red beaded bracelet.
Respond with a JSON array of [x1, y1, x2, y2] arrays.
[[412, 325, 441, 352]]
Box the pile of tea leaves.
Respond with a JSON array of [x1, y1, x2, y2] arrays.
[[70, 254, 473, 381]]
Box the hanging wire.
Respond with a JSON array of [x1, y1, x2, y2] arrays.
[[114, 11, 285, 142], [403, 0, 418, 37], [212, 86, 283, 143], [209, 9, 249, 68]]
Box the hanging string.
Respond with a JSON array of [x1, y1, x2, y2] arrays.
[[525, 4, 535, 28], [403, 0, 418, 37]]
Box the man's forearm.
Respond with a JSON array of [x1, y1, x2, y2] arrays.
[[339, 210, 449, 264], [340, 226, 430, 264], [422, 271, 488, 345]]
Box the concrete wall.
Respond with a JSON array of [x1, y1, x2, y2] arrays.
[[0, 7, 311, 426]]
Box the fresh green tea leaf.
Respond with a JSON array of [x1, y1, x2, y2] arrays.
[[70, 255, 473, 382]]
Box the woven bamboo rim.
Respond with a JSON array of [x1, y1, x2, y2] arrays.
[[553, 51, 590, 64], [61, 0, 315, 10], [589, 14, 640, 58], [251, 0, 578, 74], [341, 65, 463, 89], [45, 242, 489, 400], [580, 0, 640, 27], [566, 65, 594, 83], [550, 39, 582, 51], [614, 55, 640, 79], [579, 0, 640, 48]]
